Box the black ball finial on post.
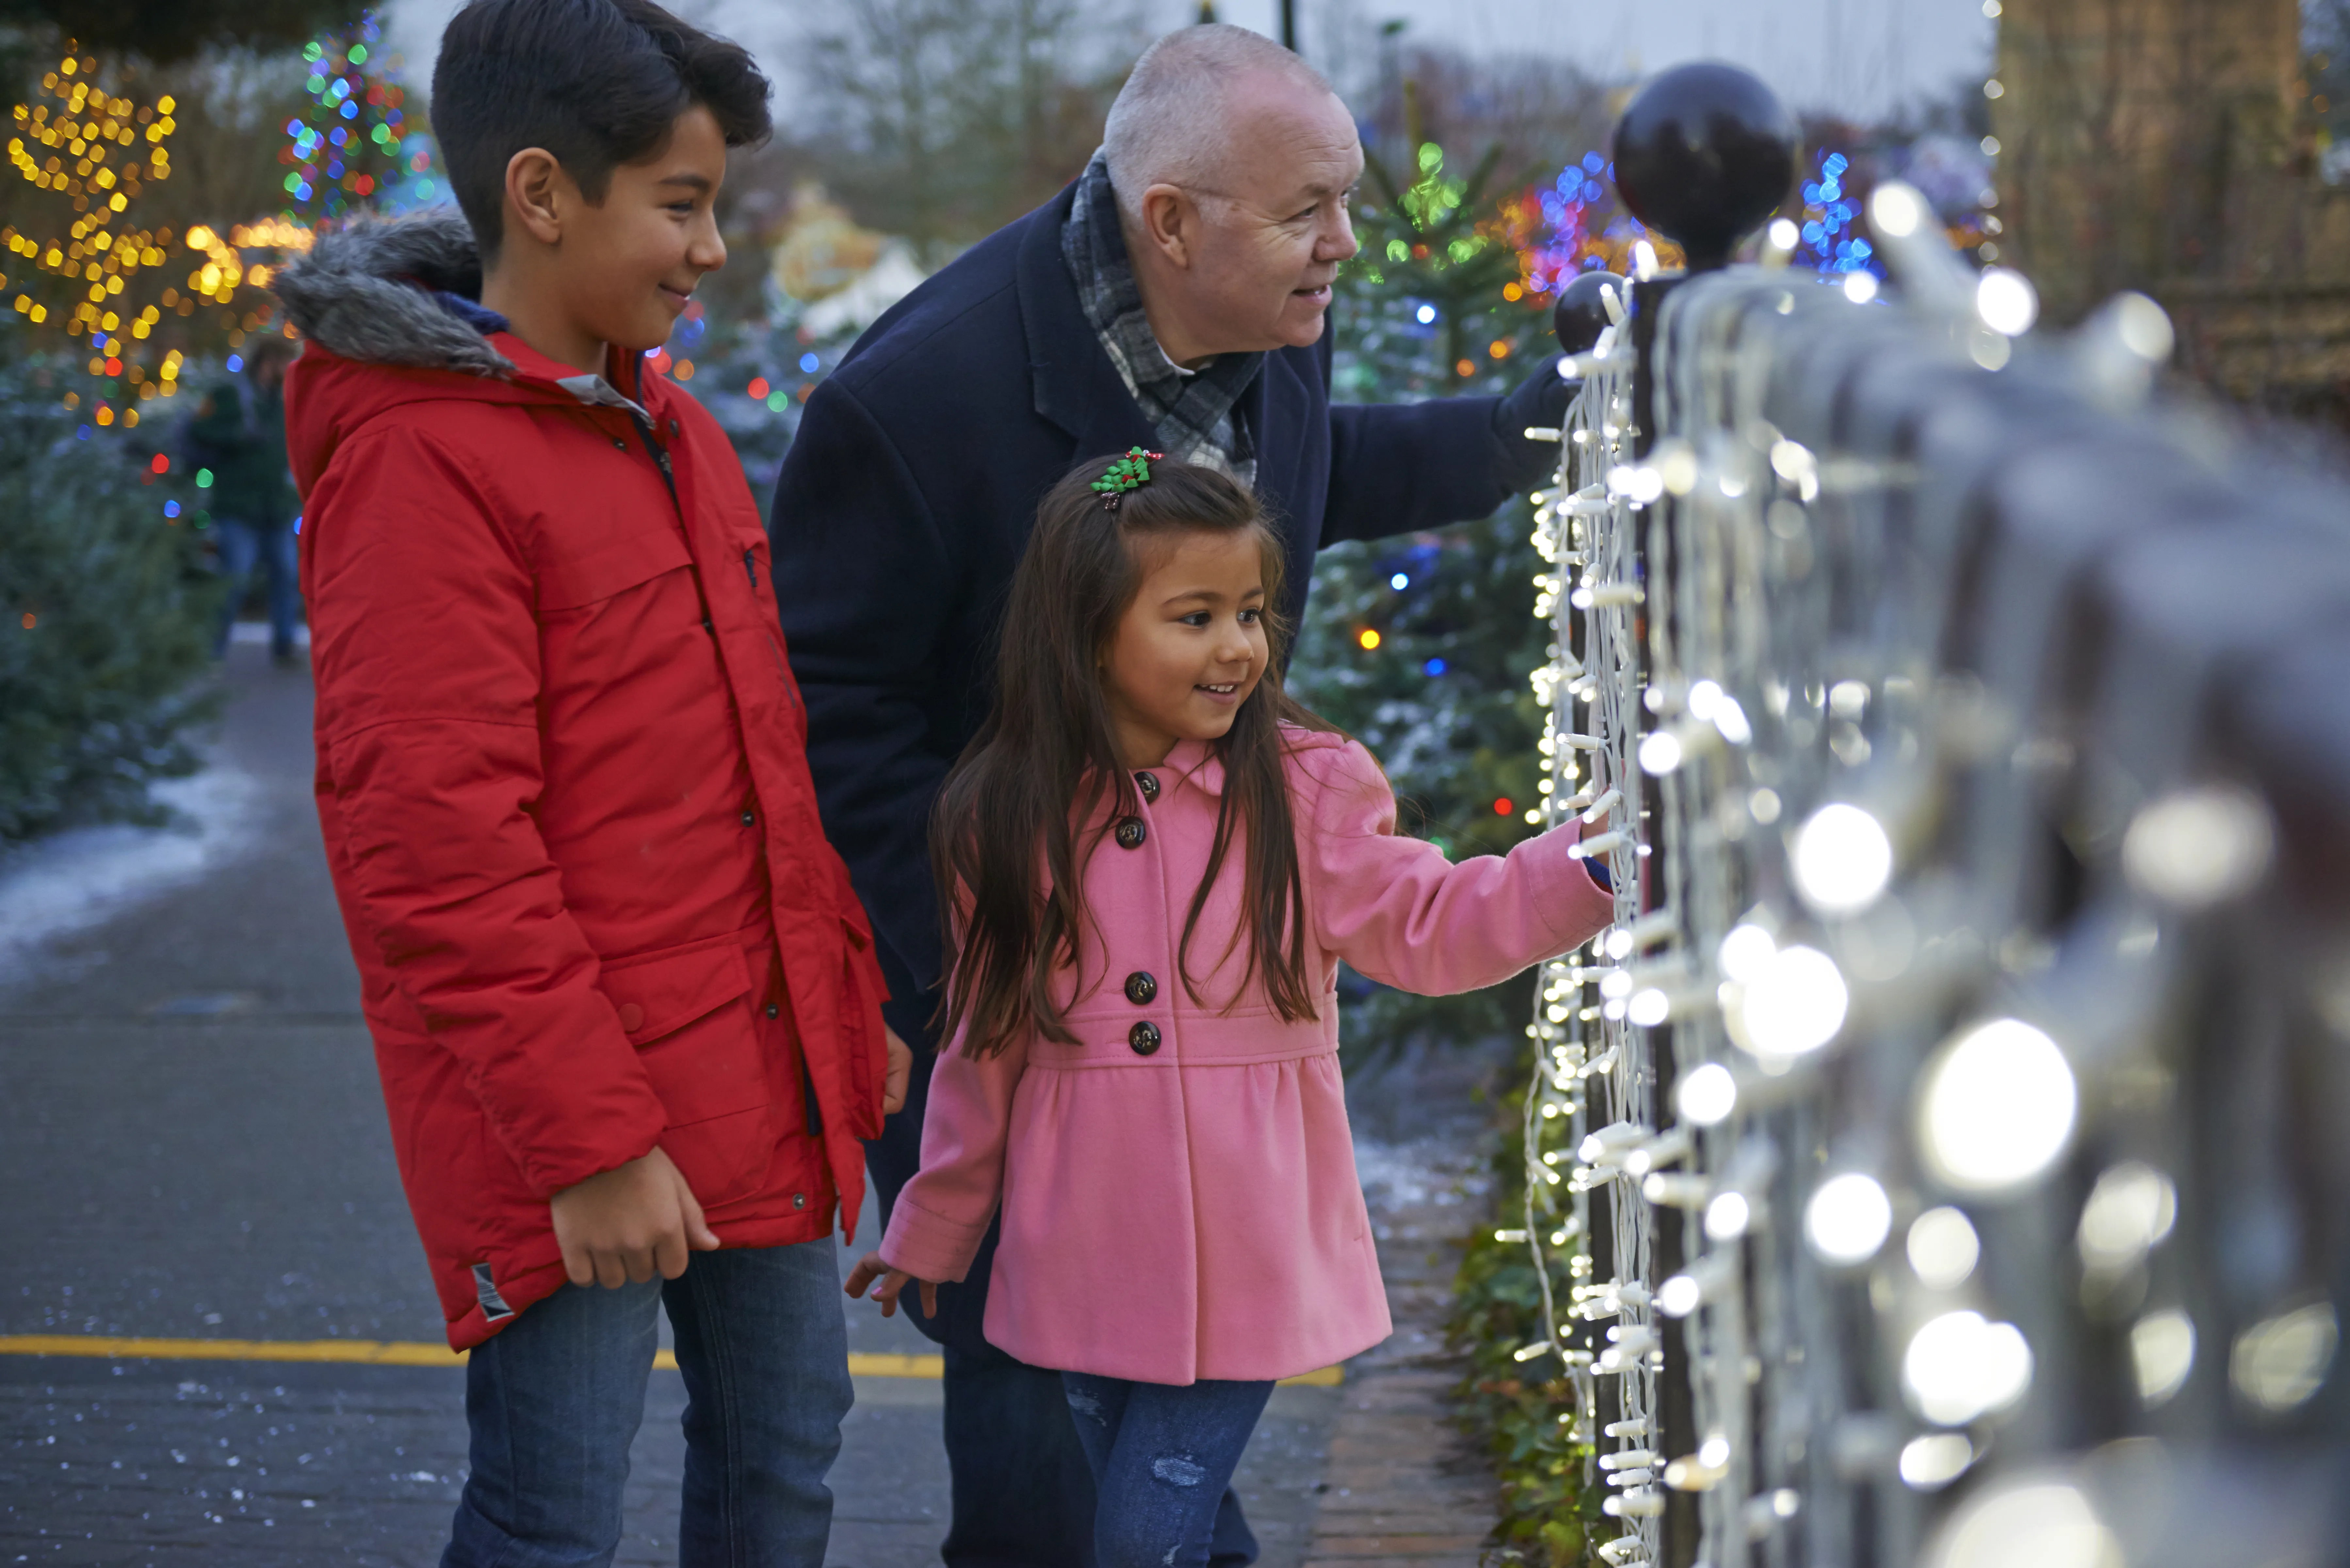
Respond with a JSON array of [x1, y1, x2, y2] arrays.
[[1553, 271, 1628, 357], [1610, 62, 1798, 271]]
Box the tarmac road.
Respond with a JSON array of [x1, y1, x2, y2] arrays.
[[0, 639, 1340, 1565]]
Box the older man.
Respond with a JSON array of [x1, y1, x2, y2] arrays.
[[768, 24, 1570, 1565]]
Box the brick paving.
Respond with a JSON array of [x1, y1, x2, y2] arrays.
[[1304, 1093, 1504, 1567]]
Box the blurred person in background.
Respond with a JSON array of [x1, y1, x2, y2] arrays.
[[193, 332, 304, 666], [770, 22, 1577, 1565]]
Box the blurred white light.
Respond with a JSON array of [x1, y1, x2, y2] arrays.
[[1639, 731, 1684, 775], [1843, 271, 1881, 305], [2077, 1162, 2178, 1269], [1712, 696, 1753, 745], [1704, 1191, 1752, 1240], [1734, 945, 1848, 1058], [1898, 1432, 1976, 1490], [2121, 786, 2274, 909], [2108, 291, 2174, 362], [1903, 1309, 2034, 1425], [1791, 803, 1895, 915], [1657, 1272, 1704, 1317], [1390, 572, 1410, 590], [1908, 1206, 1981, 1289], [1414, 303, 1437, 324], [1868, 182, 1925, 238], [1686, 679, 1723, 720], [1609, 463, 1666, 504], [2130, 1308, 2196, 1407], [1604, 927, 1635, 961], [1716, 923, 1776, 984], [1767, 217, 1800, 251], [1628, 988, 1671, 1027], [1925, 1478, 2118, 1568], [2231, 1301, 2339, 1413], [1974, 267, 2038, 335], [1749, 787, 1782, 824], [1805, 1172, 1893, 1264], [1676, 1062, 1738, 1126], [1918, 1019, 2076, 1193]]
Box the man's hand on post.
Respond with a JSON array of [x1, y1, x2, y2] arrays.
[[550, 1145, 721, 1289]]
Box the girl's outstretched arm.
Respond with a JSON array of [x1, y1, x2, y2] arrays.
[[1301, 739, 1616, 996], [875, 1025, 1030, 1286]]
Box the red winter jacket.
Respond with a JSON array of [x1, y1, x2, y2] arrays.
[[276, 212, 888, 1348]]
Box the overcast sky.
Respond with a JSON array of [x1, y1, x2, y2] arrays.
[[386, 0, 1995, 127]]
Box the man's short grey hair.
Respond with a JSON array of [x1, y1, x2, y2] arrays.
[[1102, 24, 1336, 225]]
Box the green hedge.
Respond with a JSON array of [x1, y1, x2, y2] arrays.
[[1449, 1083, 1606, 1565], [0, 349, 220, 842]]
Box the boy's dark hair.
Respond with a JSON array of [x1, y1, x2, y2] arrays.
[[431, 0, 771, 264]]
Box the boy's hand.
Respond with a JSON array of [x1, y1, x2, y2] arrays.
[[882, 1027, 913, 1115], [550, 1146, 721, 1289], [844, 1250, 936, 1319]]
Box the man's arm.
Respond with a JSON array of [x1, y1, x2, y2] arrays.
[[307, 424, 669, 1198], [1319, 334, 1574, 549], [767, 378, 956, 1000]]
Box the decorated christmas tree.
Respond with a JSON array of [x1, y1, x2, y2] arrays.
[[279, 12, 442, 221], [1295, 135, 1662, 1053], [3, 42, 190, 430]]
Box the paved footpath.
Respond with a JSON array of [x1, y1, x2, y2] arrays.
[[1, 642, 1499, 1565]]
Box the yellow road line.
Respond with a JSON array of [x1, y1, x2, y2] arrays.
[[0, 1335, 1339, 1385]]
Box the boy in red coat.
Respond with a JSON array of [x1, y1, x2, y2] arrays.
[[274, 1, 908, 1560]]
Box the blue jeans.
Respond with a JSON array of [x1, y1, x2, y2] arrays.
[[441, 1240, 852, 1568], [870, 993, 1259, 1565], [212, 518, 301, 658], [1060, 1373, 1274, 1568]]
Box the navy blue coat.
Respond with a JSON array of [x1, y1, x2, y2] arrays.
[[769, 182, 1538, 1014]]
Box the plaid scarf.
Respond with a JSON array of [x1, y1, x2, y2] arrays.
[[1060, 150, 1261, 485]]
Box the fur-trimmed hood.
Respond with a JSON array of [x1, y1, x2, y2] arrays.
[[274, 207, 513, 377]]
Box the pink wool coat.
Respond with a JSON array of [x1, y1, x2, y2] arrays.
[[879, 730, 1615, 1384]]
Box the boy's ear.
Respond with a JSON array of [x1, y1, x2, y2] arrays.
[[503, 147, 569, 248]]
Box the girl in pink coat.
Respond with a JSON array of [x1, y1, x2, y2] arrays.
[[846, 452, 1613, 1565]]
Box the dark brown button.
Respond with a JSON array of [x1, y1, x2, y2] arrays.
[[1135, 771, 1160, 803], [765, 1003, 780, 1019], [793, 1192, 806, 1209], [1114, 816, 1147, 849], [1128, 1020, 1161, 1055], [740, 809, 756, 826], [1124, 971, 1157, 1005], [617, 1002, 644, 1032]]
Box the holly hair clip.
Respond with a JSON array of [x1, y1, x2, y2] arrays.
[[1092, 447, 1163, 510]]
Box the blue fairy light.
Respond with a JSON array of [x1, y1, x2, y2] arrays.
[[1423, 657, 1447, 676], [163, 500, 180, 518], [1390, 572, 1410, 590], [798, 351, 819, 373]]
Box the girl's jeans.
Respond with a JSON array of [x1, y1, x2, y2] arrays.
[[440, 1239, 852, 1568], [1060, 1371, 1275, 1568]]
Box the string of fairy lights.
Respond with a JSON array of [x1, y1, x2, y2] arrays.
[[1512, 263, 1668, 1566], [1502, 173, 2344, 1566], [0, 12, 432, 433]]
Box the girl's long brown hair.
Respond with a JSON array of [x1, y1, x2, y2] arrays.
[[932, 457, 1343, 1058]]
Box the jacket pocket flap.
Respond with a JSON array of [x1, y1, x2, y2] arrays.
[[599, 937, 752, 1044], [539, 526, 693, 612]]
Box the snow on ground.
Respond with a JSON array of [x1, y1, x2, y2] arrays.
[[0, 762, 264, 986]]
